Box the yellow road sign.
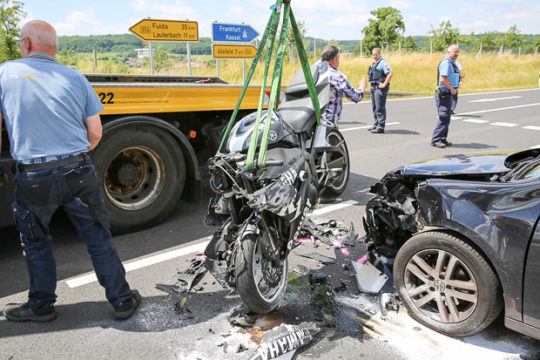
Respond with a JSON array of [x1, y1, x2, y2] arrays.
[[129, 19, 198, 41], [212, 44, 257, 59]]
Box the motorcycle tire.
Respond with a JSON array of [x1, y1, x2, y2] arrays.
[[235, 232, 288, 313], [320, 128, 350, 200]]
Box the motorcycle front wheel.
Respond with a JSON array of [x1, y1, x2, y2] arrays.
[[235, 232, 288, 313], [320, 128, 350, 200]]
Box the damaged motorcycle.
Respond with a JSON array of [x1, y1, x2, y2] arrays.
[[202, 0, 351, 313], [204, 59, 350, 313]]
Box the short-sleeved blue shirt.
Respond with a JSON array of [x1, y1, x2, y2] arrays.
[[374, 59, 392, 74], [438, 56, 460, 93], [0, 52, 104, 161]]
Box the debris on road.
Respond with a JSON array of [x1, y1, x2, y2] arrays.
[[380, 293, 400, 316], [351, 260, 388, 294], [248, 323, 320, 360], [176, 258, 207, 292], [298, 216, 358, 249]]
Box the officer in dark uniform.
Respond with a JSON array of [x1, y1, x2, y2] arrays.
[[368, 48, 393, 133], [431, 44, 460, 148]]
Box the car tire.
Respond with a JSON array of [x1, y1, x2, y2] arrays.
[[394, 231, 503, 337]]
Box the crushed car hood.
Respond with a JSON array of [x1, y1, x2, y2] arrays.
[[403, 153, 511, 177]]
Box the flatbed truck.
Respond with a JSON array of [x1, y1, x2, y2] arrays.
[[0, 74, 274, 233]]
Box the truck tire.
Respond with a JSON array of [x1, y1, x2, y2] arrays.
[[394, 231, 503, 337], [92, 126, 186, 233]]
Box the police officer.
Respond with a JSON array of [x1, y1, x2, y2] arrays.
[[0, 20, 140, 322], [431, 44, 460, 148], [368, 48, 393, 134]]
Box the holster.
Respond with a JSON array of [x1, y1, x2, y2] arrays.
[[436, 89, 450, 99]]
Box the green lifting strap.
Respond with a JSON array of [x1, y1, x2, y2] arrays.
[[217, 0, 282, 153], [256, 2, 291, 169], [218, 0, 321, 172]]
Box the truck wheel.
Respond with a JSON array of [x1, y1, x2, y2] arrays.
[[92, 126, 185, 233], [394, 231, 503, 337]]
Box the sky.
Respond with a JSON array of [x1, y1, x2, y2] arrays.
[[19, 0, 540, 40]]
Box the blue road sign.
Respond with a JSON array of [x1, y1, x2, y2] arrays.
[[212, 22, 259, 43]]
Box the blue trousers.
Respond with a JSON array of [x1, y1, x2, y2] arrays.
[[431, 92, 454, 143], [371, 85, 390, 131], [12, 154, 132, 308]]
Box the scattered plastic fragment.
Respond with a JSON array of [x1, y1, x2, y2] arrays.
[[380, 293, 400, 316], [248, 323, 320, 360], [351, 260, 388, 294], [176, 258, 207, 292]]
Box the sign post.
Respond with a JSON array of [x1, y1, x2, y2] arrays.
[[129, 19, 199, 75]]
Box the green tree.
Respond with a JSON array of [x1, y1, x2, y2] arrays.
[[153, 46, 169, 72], [502, 25, 524, 51], [361, 7, 405, 52], [0, 0, 25, 62], [57, 47, 77, 67], [429, 21, 460, 52], [286, 19, 306, 63], [402, 36, 417, 51], [478, 31, 501, 52]]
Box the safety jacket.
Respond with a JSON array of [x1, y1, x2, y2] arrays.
[[437, 57, 460, 90], [368, 60, 386, 84]]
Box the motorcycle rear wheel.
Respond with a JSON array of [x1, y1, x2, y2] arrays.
[[235, 232, 288, 313], [320, 129, 350, 200]]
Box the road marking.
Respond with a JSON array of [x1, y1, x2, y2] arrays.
[[65, 238, 210, 288], [341, 122, 400, 132], [313, 200, 359, 215], [524, 126, 540, 131], [462, 119, 489, 123], [343, 88, 539, 105], [491, 122, 518, 127], [455, 102, 540, 116], [66, 200, 360, 288], [468, 96, 521, 103]]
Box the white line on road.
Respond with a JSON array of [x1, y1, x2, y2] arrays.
[[342, 88, 540, 105], [462, 119, 489, 123], [312, 200, 359, 216], [491, 122, 519, 127], [341, 122, 400, 132], [468, 96, 521, 103], [65, 238, 210, 288], [65, 200, 361, 288], [455, 102, 540, 116], [524, 126, 540, 131]]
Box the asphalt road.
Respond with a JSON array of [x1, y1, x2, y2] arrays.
[[1, 88, 539, 360]]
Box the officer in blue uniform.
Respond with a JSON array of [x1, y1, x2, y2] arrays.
[[368, 48, 393, 133], [431, 44, 460, 148], [0, 20, 140, 322]]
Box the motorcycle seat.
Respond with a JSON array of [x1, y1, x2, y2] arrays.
[[278, 97, 316, 133]]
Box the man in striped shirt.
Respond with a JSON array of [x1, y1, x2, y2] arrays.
[[321, 45, 367, 124]]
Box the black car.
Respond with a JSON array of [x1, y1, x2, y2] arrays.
[[363, 149, 540, 339]]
